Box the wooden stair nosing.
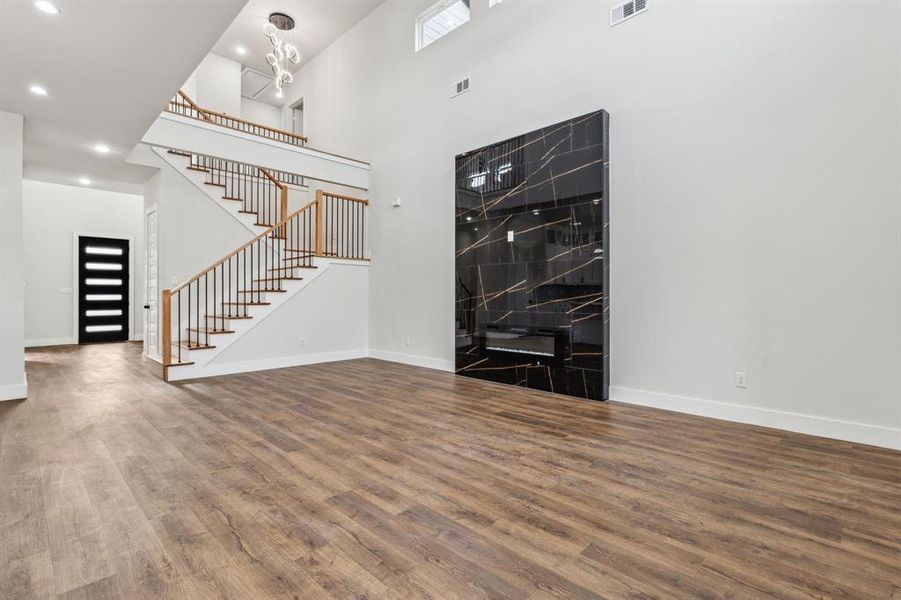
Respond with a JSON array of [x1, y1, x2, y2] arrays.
[[221, 301, 271, 306], [237, 289, 286, 294], [252, 277, 303, 283], [172, 342, 215, 350], [186, 328, 235, 334], [165, 360, 195, 367], [204, 314, 254, 320]]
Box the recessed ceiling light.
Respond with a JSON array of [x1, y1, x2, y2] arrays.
[[93, 143, 111, 154], [235, 45, 247, 56], [78, 177, 92, 186], [29, 85, 48, 96], [34, 1, 59, 14], [465, 216, 472, 222]]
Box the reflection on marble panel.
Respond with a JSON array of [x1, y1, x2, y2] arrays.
[[455, 110, 609, 400]]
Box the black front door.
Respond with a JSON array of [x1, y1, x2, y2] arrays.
[[78, 236, 129, 343]]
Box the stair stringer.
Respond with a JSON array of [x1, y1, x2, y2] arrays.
[[166, 257, 369, 381]]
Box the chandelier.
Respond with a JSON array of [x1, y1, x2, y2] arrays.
[[263, 13, 300, 99]]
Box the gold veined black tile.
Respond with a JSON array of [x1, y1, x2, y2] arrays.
[[455, 111, 609, 400]]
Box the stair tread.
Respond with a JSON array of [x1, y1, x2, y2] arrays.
[[204, 182, 226, 187], [186, 166, 210, 173], [165, 361, 195, 367], [167, 150, 191, 156], [172, 342, 215, 350], [268, 266, 316, 271], [221, 196, 243, 201], [238, 289, 286, 293], [187, 328, 235, 334], [252, 277, 303, 282], [222, 301, 271, 306], [205, 314, 254, 320]]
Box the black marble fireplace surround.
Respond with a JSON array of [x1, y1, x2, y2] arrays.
[[455, 110, 609, 400]]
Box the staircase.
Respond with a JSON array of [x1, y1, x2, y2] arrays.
[[158, 148, 302, 236], [154, 92, 370, 382]]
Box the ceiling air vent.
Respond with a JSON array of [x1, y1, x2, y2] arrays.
[[450, 76, 470, 98], [610, 0, 648, 27]]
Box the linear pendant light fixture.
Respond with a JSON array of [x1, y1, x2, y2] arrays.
[[263, 12, 301, 99]]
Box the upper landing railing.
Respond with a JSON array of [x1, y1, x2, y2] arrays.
[[167, 90, 308, 148]]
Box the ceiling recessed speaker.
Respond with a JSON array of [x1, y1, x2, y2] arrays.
[[268, 12, 295, 31]]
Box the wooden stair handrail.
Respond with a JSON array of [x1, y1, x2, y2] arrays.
[[170, 90, 309, 144], [323, 191, 369, 205], [176, 91, 212, 122], [171, 200, 316, 294]]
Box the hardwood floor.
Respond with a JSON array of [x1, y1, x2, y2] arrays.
[[1, 343, 899, 599]]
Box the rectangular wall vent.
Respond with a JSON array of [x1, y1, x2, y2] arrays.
[[610, 0, 648, 27], [450, 76, 470, 98]]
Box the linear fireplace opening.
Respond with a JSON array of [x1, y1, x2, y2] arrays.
[[479, 325, 569, 366]]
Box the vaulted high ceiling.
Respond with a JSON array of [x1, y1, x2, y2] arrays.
[[210, 0, 384, 106]]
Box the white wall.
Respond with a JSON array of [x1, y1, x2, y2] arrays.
[[0, 111, 26, 400], [241, 97, 282, 130], [207, 261, 369, 370], [183, 53, 285, 129], [280, 0, 901, 447], [188, 53, 242, 116], [21, 180, 144, 347]]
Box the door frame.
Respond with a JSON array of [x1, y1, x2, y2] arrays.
[[143, 206, 158, 359], [290, 97, 304, 136], [72, 231, 136, 344]]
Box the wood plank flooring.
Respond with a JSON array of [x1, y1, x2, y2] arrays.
[[1, 342, 899, 599]]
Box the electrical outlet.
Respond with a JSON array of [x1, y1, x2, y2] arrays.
[[403, 336, 410, 347], [735, 372, 748, 388]]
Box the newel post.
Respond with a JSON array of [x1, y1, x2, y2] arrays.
[[279, 184, 289, 238], [315, 189, 324, 256], [161, 289, 172, 366]]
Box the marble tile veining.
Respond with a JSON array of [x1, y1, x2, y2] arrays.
[[455, 110, 609, 400]]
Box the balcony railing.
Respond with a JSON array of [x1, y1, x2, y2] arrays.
[[167, 90, 308, 148]]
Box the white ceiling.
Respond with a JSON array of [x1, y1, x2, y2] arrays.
[[211, 0, 383, 105], [0, 0, 245, 194]]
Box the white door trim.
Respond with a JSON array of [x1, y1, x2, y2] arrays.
[[143, 206, 159, 359]]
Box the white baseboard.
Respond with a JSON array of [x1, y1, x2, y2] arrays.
[[611, 386, 901, 451], [0, 377, 27, 401], [167, 349, 369, 381], [25, 337, 75, 348], [369, 349, 454, 372]]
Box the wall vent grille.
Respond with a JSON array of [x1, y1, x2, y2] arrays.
[[450, 76, 470, 98], [610, 0, 648, 27]]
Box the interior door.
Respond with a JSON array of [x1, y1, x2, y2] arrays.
[[78, 235, 129, 343], [144, 209, 159, 358]]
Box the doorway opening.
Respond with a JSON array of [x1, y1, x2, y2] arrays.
[[77, 235, 130, 343], [291, 98, 304, 136]]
